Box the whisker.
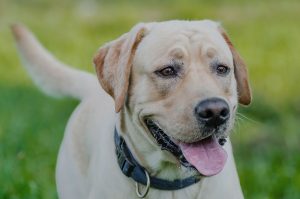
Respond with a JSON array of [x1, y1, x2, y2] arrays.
[[236, 112, 259, 124]]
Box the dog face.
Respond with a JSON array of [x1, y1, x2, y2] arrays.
[[94, 20, 251, 176], [130, 21, 238, 142]]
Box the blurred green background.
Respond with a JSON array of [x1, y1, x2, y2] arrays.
[[1, 0, 300, 198]]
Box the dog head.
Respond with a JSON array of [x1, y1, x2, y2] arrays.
[[94, 20, 251, 176]]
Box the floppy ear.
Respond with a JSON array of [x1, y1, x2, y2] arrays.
[[219, 28, 252, 105], [93, 24, 146, 112]]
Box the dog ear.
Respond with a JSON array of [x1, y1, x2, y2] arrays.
[[93, 24, 146, 112], [219, 28, 252, 105]]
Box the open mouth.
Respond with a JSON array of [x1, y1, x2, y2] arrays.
[[145, 118, 228, 176], [145, 119, 192, 167]]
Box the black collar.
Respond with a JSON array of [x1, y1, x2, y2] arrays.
[[114, 128, 201, 190]]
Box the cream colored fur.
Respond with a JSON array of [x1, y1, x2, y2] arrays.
[[12, 20, 250, 199]]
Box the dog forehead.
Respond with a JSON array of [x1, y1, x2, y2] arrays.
[[135, 20, 232, 66]]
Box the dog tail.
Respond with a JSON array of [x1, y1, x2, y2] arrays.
[[11, 24, 99, 100]]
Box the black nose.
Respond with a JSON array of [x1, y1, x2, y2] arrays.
[[195, 98, 230, 127]]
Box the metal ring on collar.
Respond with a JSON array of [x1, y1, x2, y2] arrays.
[[135, 170, 150, 198]]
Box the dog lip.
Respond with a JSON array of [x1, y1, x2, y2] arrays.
[[144, 118, 227, 149], [177, 134, 227, 146], [144, 118, 191, 167], [176, 134, 212, 144], [145, 118, 202, 144]]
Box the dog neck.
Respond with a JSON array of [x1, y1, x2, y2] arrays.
[[116, 107, 199, 181]]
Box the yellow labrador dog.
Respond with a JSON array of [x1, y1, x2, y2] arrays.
[[12, 20, 251, 199]]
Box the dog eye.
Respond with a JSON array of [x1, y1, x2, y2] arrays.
[[156, 66, 178, 77], [216, 64, 230, 75]]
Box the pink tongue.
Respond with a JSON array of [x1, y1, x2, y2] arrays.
[[179, 136, 227, 176]]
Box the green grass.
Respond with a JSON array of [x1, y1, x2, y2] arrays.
[[1, 0, 300, 198]]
